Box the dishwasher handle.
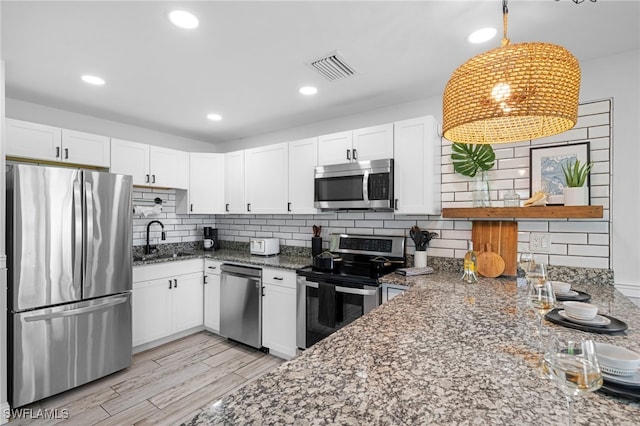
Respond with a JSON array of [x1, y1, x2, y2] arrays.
[[220, 263, 262, 280]]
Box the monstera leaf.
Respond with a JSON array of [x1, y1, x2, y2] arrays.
[[451, 143, 496, 177]]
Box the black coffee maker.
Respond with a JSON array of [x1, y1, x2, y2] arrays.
[[203, 227, 218, 251]]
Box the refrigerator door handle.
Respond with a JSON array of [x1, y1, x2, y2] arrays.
[[73, 179, 83, 288], [84, 181, 94, 284], [24, 296, 129, 322]]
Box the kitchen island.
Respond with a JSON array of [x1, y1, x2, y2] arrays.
[[184, 272, 640, 425]]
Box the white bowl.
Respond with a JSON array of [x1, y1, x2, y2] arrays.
[[563, 301, 598, 320], [551, 281, 571, 294], [595, 342, 640, 374]]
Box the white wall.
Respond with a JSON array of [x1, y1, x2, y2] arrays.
[[5, 98, 217, 153]]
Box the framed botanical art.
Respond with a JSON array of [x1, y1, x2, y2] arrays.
[[529, 142, 591, 205]]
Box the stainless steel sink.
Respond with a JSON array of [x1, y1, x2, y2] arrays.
[[133, 252, 195, 262]]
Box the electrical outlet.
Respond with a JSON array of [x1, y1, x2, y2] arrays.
[[530, 233, 552, 253]]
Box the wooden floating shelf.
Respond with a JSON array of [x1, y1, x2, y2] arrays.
[[442, 206, 603, 219]]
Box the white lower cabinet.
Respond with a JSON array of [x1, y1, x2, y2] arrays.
[[262, 267, 297, 359], [133, 260, 204, 348], [204, 260, 222, 333]]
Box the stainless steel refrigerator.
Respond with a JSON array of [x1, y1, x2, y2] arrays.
[[6, 164, 133, 407]]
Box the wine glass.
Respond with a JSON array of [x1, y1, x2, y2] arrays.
[[542, 332, 603, 425], [519, 252, 534, 276], [527, 261, 547, 285], [526, 276, 555, 347]]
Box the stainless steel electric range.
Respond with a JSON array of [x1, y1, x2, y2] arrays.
[[296, 234, 406, 350]]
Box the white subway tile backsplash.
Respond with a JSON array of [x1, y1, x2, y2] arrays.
[[578, 100, 610, 115], [589, 125, 610, 138], [576, 113, 609, 128], [550, 255, 609, 269], [550, 233, 588, 244], [568, 244, 610, 257], [549, 221, 608, 233], [589, 234, 610, 245]]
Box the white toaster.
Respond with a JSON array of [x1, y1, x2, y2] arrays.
[[250, 238, 280, 256]]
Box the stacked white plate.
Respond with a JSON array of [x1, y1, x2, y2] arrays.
[[595, 342, 640, 377]]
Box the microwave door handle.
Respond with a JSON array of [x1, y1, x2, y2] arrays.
[[302, 280, 377, 296], [362, 170, 370, 203]]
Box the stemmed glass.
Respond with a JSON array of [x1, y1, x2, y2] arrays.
[[519, 252, 534, 277], [526, 263, 555, 348], [542, 332, 603, 425]]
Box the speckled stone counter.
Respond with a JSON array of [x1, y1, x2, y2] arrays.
[[132, 249, 311, 271], [184, 272, 640, 425]]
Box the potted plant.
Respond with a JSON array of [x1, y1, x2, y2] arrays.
[[561, 159, 593, 206], [451, 143, 496, 207]]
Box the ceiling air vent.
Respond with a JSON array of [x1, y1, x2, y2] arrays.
[[308, 51, 358, 81]]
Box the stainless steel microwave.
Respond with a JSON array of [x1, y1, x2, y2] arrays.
[[314, 159, 394, 210]]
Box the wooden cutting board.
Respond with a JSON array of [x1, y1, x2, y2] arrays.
[[476, 242, 505, 278], [472, 220, 518, 277]]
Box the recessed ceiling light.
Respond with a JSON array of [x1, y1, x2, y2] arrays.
[[81, 75, 105, 85], [169, 10, 199, 29], [207, 113, 222, 121], [468, 27, 497, 44], [299, 86, 318, 96]]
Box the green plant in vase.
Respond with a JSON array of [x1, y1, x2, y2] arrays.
[[561, 159, 593, 206], [451, 143, 496, 207]]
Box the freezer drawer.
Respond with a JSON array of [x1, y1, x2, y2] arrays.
[[10, 293, 132, 407]]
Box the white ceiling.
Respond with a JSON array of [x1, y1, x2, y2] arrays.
[[2, 1, 639, 144]]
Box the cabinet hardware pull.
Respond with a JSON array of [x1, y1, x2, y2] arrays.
[[152, 175, 156, 184], [190, 204, 193, 212], [204, 275, 208, 284], [274, 277, 284, 281], [353, 149, 358, 160], [174, 279, 178, 288], [208, 266, 217, 270], [168, 279, 172, 289], [145, 174, 150, 183], [394, 199, 399, 210], [56, 147, 60, 158], [65, 148, 69, 159], [247, 203, 251, 212], [287, 202, 291, 212], [346, 149, 351, 160], [225, 203, 229, 212]]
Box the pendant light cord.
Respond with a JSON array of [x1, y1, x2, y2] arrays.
[[502, 0, 510, 46]]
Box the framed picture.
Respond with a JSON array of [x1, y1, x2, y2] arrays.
[[529, 142, 590, 205]]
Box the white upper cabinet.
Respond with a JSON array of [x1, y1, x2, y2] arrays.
[[150, 146, 189, 189], [288, 137, 318, 214], [224, 150, 245, 214], [245, 142, 289, 214], [317, 123, 393, 166], [317, 131, 353, 166], [6, 118, 110, 168], [393, 116, 441, 215], [352, 123, 394, 162], [61, 129, 111, 167], [110, 138, 150, 185], [188, 153, 225, 214], [110, 139, 188, 189]]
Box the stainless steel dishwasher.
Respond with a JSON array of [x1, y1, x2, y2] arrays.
[[220, 263, 263, 349]]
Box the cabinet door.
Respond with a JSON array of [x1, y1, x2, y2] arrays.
[[5, 118, 61, 162], [110, 138, 150, 186], [171, 272, 204, 333], [61, 129, 111, 167], [189, 153, 225, 214], [150, 146, 189, 189], [132, 278, 170, 347], [245, 143, 288, 214], [288, 138, 318, 214], [352, 123, 394, 162], [204, 261, 222, 332], [224, 150, 245, 214], [393, 116, 441, 215], [317, 131, 353, 166], [262, 283, 297, 359]]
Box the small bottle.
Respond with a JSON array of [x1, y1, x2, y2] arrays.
[[462, 241, 478, 283]]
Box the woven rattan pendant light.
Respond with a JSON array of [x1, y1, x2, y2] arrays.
[[442, 0, 581, 144]]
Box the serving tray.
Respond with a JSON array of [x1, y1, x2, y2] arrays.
[[545, 308, 628, 334], [555, 290, 591, 302], [599, 381, 640, 401]]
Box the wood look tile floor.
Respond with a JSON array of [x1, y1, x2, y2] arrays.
[[9, 332, 284, 425]]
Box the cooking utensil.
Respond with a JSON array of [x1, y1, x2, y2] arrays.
[[312, 225, 322, 237]]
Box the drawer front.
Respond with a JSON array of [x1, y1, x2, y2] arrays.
[[262, 267, 296, 289], [204, 260, 223, 275], [133, 259, 203, 283]]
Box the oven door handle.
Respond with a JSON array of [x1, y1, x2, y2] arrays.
[[302, 281, 378, 296]]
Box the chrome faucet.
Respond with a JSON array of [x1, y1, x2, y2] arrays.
[[146, 220, 166, 255]]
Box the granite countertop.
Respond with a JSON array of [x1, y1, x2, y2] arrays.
[[185, 271, 640, 425], [132, 249, 311, 271]]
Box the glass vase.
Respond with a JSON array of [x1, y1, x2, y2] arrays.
[[472, 171, 491, 207]]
